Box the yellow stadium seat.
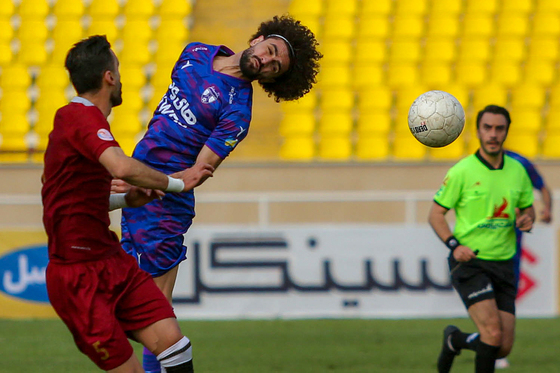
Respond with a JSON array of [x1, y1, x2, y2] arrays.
[[356, 112, 392, 135], [396, 86, 427, 111], [280, 111, 315, 136], [508, 109, 542, 133], [0, 18, 14, 41], [430, 137, 465, 160], [458, 38, 491, 62], [154, 42, 184, 67], [493, 38, 526, 62], [352, 63, 384, 88], [548, 86, 560, 108], [532, 13, 560, 36], [490, 62, 521, 87], [318, 111, 353, 135], [18, 19, 48, 42], [355, 39, 386, 64], [431, 0, 463, 14], [0, 90, 30, 114], [288, 0, 323, 17], [18, 0, 49, 18], [357, 15, 390, 39], [462, 15, 495, 37], [19, 41, 48, 66], [150, 65, 173, 92], [358, 87, 392, 112], [0, 64, 31, 89], [426, 15, 460, 38], [504, 134, 539, 158], [280, 136, 315, 160], [318, 136, 352, 161], [356, 135, 389, 160], [113, 134, 139, 157], [325, 0, 357, 15], [122, 19, 153, 43], [502, 0, 533, 13], [0, 112, 30, 135], [511, 85, 546, 109], [455, 62, 487, 87], [53, 0, 85, 18], [536, 0, 560, 12], [320, 89, 354, 111], [160, 0, 193, 18], [387, 63, 419, 88], [87, 19, 119, 43], [52, 19, 83, 47], [473, 84, 508, 109], [321, 41, 353, 64], [392, 15, 424, 38], [528, 37, 559, 61], [0, 135, 29, 162], [545, 110, 560, 131], [0, 0, 14, 17], [389, 39, 421, 63], [467, 134, 481, 153], [424, 38, 456, 62], [155, 19, 189, 44], [120, 66, 147, 90], [542, 133, 560, 158], [440, 85, 470, 108], [281, 91, 317, 113], [323, 16, 355, 40], [394, 0, 427, 14], [317, 64, 351, 88], [360, 0, 392, 15], [120, 90, 144, 113], [420, 63, 452, 86], [293, 14, 322, 39], [111, 110, 143, 135], [0, 42, 13, 66], [466, 0, 499, 13], [89, 0, 120, 18], [120, 40, 151, 65], [393, 134, 427, 160], [497, 13, 529, 37], [123, 0, 155, 19], [148, 90, 166, 112], [37, 65, 69, 91]]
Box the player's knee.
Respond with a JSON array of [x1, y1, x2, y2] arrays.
[[480, 323, 503, 345]]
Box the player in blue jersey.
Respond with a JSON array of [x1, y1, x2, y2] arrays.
[[113, 15, 322, 373], [494, 150, 553, 370]]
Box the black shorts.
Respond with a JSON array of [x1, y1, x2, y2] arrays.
[[448, 255, 516, 315]]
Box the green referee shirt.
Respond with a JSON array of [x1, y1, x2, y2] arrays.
[[434, 151, 534, 260]]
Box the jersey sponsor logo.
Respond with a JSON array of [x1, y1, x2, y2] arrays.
[[229, 86, 237, 104], [201, 86, 219, 104], [192, 46, 208, 52], [490, 198, 510, 219], [224, 138, 239, 148], [0, 245, 49, 303], [97, 129, 114, 141], [157, 81, 198, 127]]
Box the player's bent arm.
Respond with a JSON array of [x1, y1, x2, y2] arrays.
[[428, 202, 453, 242], [190, 145, 223, 187], [517, 205, 536, 232]]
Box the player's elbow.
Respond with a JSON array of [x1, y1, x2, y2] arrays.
[[107, 159, 135, 180]]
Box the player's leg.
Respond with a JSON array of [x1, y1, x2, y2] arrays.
[[468, 299, 502, 373], [106, 354, 144, 373], [496, 310, 515, 358], [132, 318, 194, 373]]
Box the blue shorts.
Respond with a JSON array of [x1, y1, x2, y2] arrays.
[[121, 191, 194, 277]]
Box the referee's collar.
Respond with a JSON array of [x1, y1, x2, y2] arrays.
[[71, 96, 95, 107], [475, 149, 504, 170]]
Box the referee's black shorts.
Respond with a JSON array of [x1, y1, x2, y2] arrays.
[[448, 255, 517, 315]]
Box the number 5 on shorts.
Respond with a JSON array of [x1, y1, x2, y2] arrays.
[[92, 341, 110, 360]]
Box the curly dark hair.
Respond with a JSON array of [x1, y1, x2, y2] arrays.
[[250, 15, 322, 102]]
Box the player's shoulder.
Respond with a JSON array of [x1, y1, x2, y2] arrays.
[[449, 153, 477, 173], [504, 153, 531, 175], [504, 150, 532, 169]]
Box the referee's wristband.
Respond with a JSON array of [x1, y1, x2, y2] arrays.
[[445, 236, 461, 251], [165, 176, 185, 193]]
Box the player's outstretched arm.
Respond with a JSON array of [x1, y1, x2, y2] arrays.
[[99, 146, 213, 192]]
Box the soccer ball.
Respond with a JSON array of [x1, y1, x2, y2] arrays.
[[408, 90, 465, 147]]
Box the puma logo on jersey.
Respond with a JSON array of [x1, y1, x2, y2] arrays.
[[181, 61, 193, 69], [236, 126, 246, 138]]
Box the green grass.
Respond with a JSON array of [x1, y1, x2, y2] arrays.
[[0, 318, 559, 372]]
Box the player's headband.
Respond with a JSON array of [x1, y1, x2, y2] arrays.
[[266, 34, 295, 69]]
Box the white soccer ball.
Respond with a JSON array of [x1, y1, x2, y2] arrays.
[[407, 90, 465, 148]]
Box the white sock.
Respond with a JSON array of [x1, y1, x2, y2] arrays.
[[157, 336, 192, 369]]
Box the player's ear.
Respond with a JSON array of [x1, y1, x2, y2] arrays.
[[250, 35, 265, 46], [105, 70, 116, 86]]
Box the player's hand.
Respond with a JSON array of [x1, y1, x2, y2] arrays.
[[453, 245, 477, 262], [111, 179, 132, 194], [516, 213, 534, 232], [172, 163, 214, 191], [125, 186, 165, 207], [541, 207, 552, 224]]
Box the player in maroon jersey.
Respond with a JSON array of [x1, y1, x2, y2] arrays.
[[42, 35, 212, 372]]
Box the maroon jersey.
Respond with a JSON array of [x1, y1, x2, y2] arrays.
[[42, 97, 121, 263]]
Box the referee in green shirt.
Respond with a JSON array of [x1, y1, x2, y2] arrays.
[[428, 105, 535, 373]]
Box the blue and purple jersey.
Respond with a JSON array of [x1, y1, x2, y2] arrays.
[[121, 43, 253, 276], [505, 150, 544, 191]]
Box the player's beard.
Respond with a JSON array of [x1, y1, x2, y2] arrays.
[[239, 47, 260, 80], [480, 139, 504, 156], [110, 82, 123, 107]]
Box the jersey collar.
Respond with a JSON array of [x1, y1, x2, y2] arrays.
[[71, 96, 95, 107], [475, 149, 504, 170]]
